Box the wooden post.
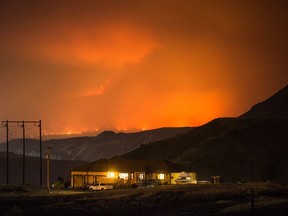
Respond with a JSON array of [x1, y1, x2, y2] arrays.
[[6, 120, 9, 185], [39, 120, 42, 186], [251, 188, 254, 216], [138, 199, 141, 216], [22, 121, 26, 185], [46, 147, 51, 194]]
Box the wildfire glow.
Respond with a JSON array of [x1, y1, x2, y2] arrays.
[[0, 1, 286, 136], [7, 22, 158, 69]]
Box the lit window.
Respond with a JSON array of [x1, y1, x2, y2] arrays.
[[119, 173, 129, 180], [108, 172, 115, 178], [138, 173, 144, 180], [158, 173, 165, 180]]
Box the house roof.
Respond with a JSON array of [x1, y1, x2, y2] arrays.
[[72, 157, 186, 173]]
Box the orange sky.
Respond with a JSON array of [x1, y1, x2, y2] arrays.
[[0, 0, 288, 136]]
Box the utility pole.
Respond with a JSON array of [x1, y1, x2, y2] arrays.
[[251, 188, 255, 216], [22, 121, 26, 185], [1, 120, 42, 186], [46, 147, 51, 194], [39, 120, 42, 186], [5, 120, 9, 185]]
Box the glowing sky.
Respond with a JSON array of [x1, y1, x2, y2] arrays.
[[0, 0, 287, 135]]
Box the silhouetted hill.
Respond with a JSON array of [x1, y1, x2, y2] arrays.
[[123, 86, 288, 182], [0, 127, 192, 162], [0, 152, 86, 186], [240, 85, 288, 118]]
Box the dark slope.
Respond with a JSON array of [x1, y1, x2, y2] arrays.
[[0, 127, 192, 162], [0, 152, 86, 185], [240, 85, 288, 118], [123, 85, 288, 182], [123, 118, 288, 182]]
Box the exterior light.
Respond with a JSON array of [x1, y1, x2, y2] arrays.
[[108, 172, 115, 178], [158, 173, 165, 180]]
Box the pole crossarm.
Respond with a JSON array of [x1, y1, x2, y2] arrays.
[[2, 120, 41, 126]]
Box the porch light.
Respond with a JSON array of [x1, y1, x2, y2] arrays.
[[108, 172, 115, 178], [158, 173, 165, 180]]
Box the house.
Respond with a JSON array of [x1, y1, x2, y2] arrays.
[[71, 157, 196, 187]]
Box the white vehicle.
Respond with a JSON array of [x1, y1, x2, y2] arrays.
[[175, 172, 197, 184], [89, 183, 113, 191]]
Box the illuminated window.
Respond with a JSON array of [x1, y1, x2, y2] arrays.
[[138, 173, 144, 180], [119, 173, 129, 180], [108, 172, 115, 178], [158, 173, 165, 180]]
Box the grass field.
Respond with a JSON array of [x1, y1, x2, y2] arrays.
[[1, 183, 288, 215]]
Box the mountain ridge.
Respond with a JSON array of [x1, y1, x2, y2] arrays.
[[2, 85, 287, 183], [240, 85, 288, 118], [0, 127, 192, 162], [123, 85, 288, 182]]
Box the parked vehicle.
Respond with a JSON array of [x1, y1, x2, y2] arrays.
[[175, 172, 197, 184], [143, 179, 161, 187], [89, 183, 113, 191], [80, 183, 93, 190], [51, 177, 70, 189]]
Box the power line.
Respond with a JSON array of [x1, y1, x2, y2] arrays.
[[1, 120, 42, 186]]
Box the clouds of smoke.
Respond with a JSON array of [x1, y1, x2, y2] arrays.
[[0, 0, 287, 134]]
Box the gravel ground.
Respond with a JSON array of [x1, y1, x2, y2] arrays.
[[1, 183, 288, 216]]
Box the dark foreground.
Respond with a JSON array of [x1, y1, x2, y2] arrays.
[[1, 183, 288, 216]]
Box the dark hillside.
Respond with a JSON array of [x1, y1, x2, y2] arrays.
[[123, 85, 288, 182], [123, 118, 288, 182], [0, 152, 86, 186], [240, 85, 288, 118], [0, 127, 192, 162]]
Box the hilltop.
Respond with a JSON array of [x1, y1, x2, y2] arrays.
[[123, 85, 288, 182], [240, 85, 288, 118]]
